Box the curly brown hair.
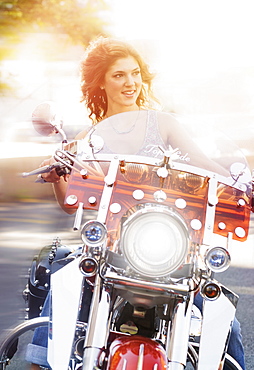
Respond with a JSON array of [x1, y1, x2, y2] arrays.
[[80, 37, 156, 124]]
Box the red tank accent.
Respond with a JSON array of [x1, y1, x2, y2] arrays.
[[107, 335, 167, 370]]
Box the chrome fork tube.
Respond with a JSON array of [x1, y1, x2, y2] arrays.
[[82, 274, 111, 369], [166, 291, 194, 369]]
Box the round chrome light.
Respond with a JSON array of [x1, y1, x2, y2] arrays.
[[79, 256, 98, 276], [205, 247, 231, 272], [81, 220, 107, 246], [201, 282, 221, 300], [120, 206, 188, 277]]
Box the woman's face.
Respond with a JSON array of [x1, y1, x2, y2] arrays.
[[103, 56, 142, 115]]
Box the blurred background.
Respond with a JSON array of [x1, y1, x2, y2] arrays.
[[1, 0, 254, 200], [0, 1, 254, 367]]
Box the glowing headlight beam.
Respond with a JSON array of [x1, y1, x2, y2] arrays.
[[121, 206, 189, 278]]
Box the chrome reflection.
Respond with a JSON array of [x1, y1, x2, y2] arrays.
[[122, 163, 149, 183]]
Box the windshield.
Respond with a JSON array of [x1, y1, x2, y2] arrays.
[[175, 113, 249, 172], [63, 110, 251, 243], [76, 110, 251, 191]]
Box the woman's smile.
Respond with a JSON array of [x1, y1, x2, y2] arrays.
[[103, 56, 142, 115]]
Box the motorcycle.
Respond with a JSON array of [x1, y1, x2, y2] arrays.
[[0, 102, 253, 369]]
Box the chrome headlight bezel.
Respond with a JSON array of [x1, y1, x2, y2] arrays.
[[120, 205, 189, 278], [81, 220, 107, 247], [204, 246, 231, 272]]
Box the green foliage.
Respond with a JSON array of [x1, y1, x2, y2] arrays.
[[0, 0, 110, 45], [0, 0, 111, 93]]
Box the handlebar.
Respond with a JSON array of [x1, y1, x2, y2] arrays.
[[21, 162, 69, 181]]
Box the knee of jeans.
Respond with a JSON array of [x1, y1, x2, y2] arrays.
[[231, 317, 242, 338], [32, 326, 48, 348]]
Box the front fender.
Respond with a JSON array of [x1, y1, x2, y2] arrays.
[[107, 335, 167, 370], [198, 286, 238, 370]]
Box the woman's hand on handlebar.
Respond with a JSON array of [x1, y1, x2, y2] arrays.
[[39, 157, 69, 183]]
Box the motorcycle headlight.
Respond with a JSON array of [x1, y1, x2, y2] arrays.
[[120, 206, 189, 278]]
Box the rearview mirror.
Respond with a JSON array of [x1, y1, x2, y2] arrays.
[[32, 101, 67, 142]]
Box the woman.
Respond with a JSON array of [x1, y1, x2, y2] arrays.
[[38, 36, 158, 212], [27, 37, 245, 369], [39, 37, 220, 211]]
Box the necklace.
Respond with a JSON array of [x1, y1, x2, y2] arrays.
[[107, 109, 140, 134]]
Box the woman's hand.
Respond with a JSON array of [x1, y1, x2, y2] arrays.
[[39, 157, 69, 183]]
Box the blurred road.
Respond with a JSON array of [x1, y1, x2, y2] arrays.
[[0, 201, 253, 368]]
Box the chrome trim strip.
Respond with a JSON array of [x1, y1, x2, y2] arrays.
[[137, 343, 144, 370], [73, 201, 84, 231], [97, 157, 119, 224], [166, 291, 194, 369], [82, 275, 111, 368], [203, 176, 218, 245], [79, 153, 250, 191], [103, 270, 189, 295]]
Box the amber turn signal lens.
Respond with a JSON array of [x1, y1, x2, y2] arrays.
[[79, 257, 98, 276], [201, 282, 221, 300]]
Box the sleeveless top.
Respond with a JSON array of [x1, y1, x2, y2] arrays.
[[96, 110, 166, 158]]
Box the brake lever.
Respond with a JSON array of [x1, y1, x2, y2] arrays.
[[21, 162, 64, 178]]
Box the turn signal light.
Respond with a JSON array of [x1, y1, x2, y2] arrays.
[[79, 257, 98, 276], [201, 282, 221, 300]]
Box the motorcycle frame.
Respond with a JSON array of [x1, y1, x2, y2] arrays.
[[47, 152, 247, 369]]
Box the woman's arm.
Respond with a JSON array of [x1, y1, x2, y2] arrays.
[[39, 157, 76, 214], [40, 126, 92, 214], [52, 177, 75, 214], [158, 112, 229, 176]]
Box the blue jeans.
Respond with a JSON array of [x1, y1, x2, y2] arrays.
[[25, 293, 50, 368], [26, 292, 245, 369]]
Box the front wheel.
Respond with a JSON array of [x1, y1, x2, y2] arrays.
[[0, 317, 49, 369], [186, 343, 243, 370], [224, 354, 244, 370]]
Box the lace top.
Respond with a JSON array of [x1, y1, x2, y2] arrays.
[[96, 110, 166, 158]]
